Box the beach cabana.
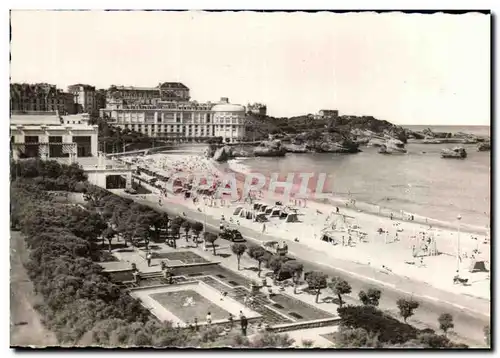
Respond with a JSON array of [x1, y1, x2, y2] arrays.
[[254, 213, 268, 222], [233, 206, 244, 216], [320, 229, 339, 245], [469, 260, 488, 273], [284, 213, 299, 223], [270, 207, 282, 217]]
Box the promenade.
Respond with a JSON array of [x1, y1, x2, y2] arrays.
[[111, 187, 490, 347]]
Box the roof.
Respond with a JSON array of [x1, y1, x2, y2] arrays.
[[10, 114, 61, 125], [114, 86, 158, 91], [159, 82, 189, 89], [10, 114, 95, 130], [211, 103, 245, 112], [10, 124, 97, 131]]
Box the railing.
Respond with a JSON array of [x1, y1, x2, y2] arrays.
[[268, 316, 341, 333]]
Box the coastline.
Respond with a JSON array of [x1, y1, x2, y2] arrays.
[[223, 158, 488, 236], [123, 151, 490, 302]]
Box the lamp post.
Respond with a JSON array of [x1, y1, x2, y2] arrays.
[[456, 214, 462, 273]]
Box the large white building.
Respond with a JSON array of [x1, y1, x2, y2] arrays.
[[10, 113, 99, 162], [100, 97, 247, 143]]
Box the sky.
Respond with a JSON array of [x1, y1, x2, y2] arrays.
[[10, 10, 491, 125]]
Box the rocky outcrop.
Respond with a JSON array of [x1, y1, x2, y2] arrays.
[[253, 139, 286, 157], [423, 128, 453, 139], [378, 139, 407, 155], [441, 147, 467, 159], [213, 146, 233, 162], [306, 139, 360, 154], [205, 144, 218, 158], [415, 128, 487, 144], [283, 143, 308, 153], [367, 138, 386, 147], [477, 142, 491, 152]]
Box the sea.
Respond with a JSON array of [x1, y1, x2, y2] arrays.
[[226, 125, 491, 228]]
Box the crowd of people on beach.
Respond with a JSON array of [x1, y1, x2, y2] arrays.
[[123, 152, 490, 287]]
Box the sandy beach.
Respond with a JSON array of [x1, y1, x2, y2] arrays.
[[121, 152, 491, 301]]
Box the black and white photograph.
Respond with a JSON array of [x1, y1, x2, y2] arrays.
[[7, 8, 492, 350]]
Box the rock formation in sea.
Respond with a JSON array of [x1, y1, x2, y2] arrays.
[[441, 146, 467, 159], [253, 139, 286, 157], [477, 142, 491, 152], [213, 145, 234, 162]]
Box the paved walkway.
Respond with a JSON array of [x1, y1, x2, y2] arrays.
[[10, 231, 58, 347], [110, 189, 490, 347]]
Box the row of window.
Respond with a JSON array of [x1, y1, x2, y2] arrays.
[[123, 124, 241, 131]]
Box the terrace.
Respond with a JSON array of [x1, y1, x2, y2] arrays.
[[104, 254, 337, 331]]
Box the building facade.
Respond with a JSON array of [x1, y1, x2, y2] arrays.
[[100, 97, 246, 142], [10, 113, 98, 161], [107, 82, 190, 106], [318, 109, 339, 118], [247, 103, 267, 116], [10, 83, 76, 115], [68, 84, 97, 116]]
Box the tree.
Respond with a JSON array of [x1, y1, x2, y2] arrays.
[[169, 224, 180, 249], [328, 277, 352, 308], [231, 243, 247, 270], [102, 227, 117, 253], [83, 184, 109, 208], [191, 222, 204, 248], [268, 256, 285, 280], [247, 245, 268, 277], [281, 260, 304, 294], [335, 326, 380, 348], [182, 221, 191, 243], [301, 339, 314, 348], [305, 271, 328, 303], [337, 305, 419, 345], [438, 313, 454, 336], [396, 298, 420, 323], [251, 332, 295, 348], [358, 288, 382, 307], [204, 232, 218, 256]]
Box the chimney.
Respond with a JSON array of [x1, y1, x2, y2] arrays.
[[220, 97, 229, 104]]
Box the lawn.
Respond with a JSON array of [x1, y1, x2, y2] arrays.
[[149, 289, 230, 323], [155, 251, 208, 264], [271, 294, 335, 321]]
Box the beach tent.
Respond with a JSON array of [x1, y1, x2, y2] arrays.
[[244, 210, 254, 220], [469, 260, 487, 273], [255, 213, 268, 222], [270, 207, 282, 217], [233, 206, 244, 216], [284, 213, 299, 223]]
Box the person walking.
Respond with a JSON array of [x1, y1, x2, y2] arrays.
[[228, 313, 234, 329], [240, 315, 248, 336], [146, 252, 152, 267], [206, 312, 212, 326]]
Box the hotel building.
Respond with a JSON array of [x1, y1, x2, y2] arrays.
[[101, 82, 247, 142]]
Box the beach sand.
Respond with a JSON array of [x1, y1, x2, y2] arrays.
[[121, 152, 491, 301]]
